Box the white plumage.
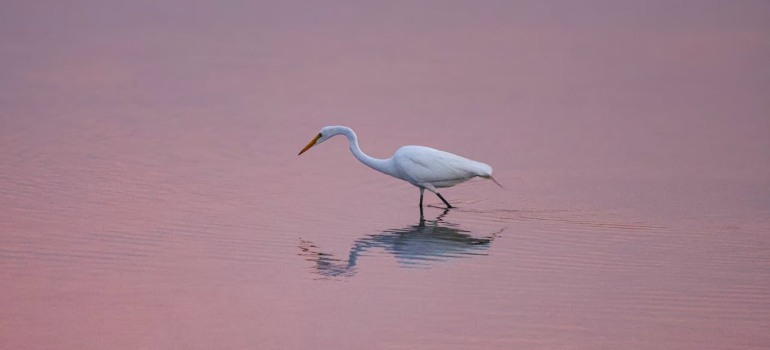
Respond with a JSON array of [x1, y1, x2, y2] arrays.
[[298, 125, 499, 208], [392, 145, 492, 189]]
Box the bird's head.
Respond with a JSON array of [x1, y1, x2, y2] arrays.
[[298, 126, 349, 155]]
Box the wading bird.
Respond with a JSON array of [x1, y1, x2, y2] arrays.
[[298, 126, 500, 208]]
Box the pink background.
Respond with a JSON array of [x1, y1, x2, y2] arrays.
[[2, 1, 769, 349]]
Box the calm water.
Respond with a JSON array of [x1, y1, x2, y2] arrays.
[[2, 1, 769, 349]]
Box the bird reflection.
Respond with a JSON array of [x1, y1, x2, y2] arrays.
[[298, 209, 503, 277]]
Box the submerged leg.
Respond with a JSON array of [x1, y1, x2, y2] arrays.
[[435, 193, 454, 209]]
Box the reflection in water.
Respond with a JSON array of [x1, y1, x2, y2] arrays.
[[299, 210, 503, 277]]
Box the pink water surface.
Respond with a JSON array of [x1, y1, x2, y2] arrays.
[[2, 1, 769, 349]]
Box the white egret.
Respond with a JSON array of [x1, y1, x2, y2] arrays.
[[298, 125, 500, 208]]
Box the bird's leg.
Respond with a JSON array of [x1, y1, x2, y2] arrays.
[[419, 206, 425, 224], [419, 188, 425, 208], [436, 193, 454, 209]]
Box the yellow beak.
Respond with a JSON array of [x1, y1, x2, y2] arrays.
[[298, 134, 321, 155]]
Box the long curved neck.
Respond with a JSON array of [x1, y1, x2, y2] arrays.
[[339, 128, 398, 177]]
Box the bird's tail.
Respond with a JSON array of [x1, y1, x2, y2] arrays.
[[486, 176, 504, 188]]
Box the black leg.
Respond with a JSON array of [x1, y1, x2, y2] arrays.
[[419, 191, 424, 208], [436, 193, 454, 209]]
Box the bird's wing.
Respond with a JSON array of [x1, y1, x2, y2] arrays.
[[393, 146, 491, 185]]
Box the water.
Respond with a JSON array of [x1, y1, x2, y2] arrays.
[[2, 1, 769, 349]]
